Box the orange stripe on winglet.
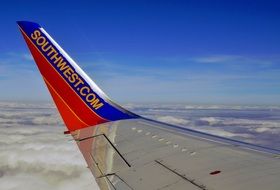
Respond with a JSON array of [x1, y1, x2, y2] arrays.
[[18, 27, 107, 129], [44, 77, 89, 131]]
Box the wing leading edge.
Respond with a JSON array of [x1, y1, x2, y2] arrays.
[[18, 21, 280, 190]]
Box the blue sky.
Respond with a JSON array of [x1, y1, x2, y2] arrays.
[[0, 0, 280, 104]]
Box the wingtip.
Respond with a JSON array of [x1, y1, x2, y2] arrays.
[[16, 21, 41, 29]]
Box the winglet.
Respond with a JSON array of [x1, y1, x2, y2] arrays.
[[17, 21, 138, 131]]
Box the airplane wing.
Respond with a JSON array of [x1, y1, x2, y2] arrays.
[[17, 21, 280, 190]]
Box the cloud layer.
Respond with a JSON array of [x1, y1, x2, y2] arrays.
[[129, 103, 280, 148], [0, 102, 279, 189], [0, 102, 99, 190]]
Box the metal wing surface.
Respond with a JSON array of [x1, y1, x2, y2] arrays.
[[73, 118, 280, 190]]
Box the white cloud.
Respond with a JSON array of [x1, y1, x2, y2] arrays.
[[192, 55, 240, 63], [250, 125, 280, 134], [0, 102, 99, 190], [154, 116, 252, 138], [156, 115, 191, 125], [194, 128, 252, 138], [199, 117, 221, 125]]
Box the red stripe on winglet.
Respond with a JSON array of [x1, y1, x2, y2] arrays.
[[20, 30, 107, 130]]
